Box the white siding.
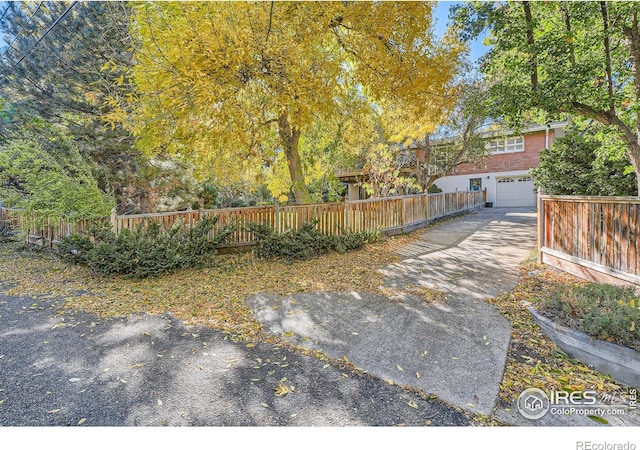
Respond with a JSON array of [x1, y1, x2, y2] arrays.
[[433, 170, 536, 207]]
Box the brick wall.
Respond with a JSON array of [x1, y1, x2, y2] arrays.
[[449, 130, 555, 176]]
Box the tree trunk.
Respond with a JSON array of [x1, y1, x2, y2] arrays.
[[277, 112, 309, 204], [522, 1, 538, 91], [624, 9, 640, 195]]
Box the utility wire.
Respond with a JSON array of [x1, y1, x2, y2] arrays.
[[1, 2, 44, 61], [0, 4, 11, 23], [10, 1, 77, 69]]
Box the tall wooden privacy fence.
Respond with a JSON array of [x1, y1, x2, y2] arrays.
[[1, 190, 484, 248], [538, 195, 640, 286]]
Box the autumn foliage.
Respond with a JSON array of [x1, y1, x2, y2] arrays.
[[110, 2, 463, 203]]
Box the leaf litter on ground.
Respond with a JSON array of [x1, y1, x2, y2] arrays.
[[487, 253, 629, 409]]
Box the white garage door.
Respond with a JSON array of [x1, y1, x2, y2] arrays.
[[496, 175, 536, 207]]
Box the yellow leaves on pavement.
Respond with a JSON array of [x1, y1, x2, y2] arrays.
[[273, 381, 295, 397]]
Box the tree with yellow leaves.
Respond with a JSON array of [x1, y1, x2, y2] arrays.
[[118, 2, 462, 204]]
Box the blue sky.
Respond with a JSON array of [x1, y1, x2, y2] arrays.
[[433, 1, 490, 64]]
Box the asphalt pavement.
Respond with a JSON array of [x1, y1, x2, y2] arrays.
[[0, 290, 469, 426]]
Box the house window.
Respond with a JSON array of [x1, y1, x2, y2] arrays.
[[470, 178, 482, 191], [486, 136, 524, 154]]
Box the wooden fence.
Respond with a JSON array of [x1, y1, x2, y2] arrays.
[[1, 190, 485, 248], [538, 195, 640, 286]]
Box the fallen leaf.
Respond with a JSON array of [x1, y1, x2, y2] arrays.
[[246, 343, 255, 348], [407, 400, 418, 409], [129, 363, 144, 369], [157, 399, 163, 406], [77, 418, 86, 425], [397, 364, 403, 371], [588, 415, 609, 425], [68, 378, 81, 382], [274, 381, 290, 396], [416, 372, 421, 379], [47, 409, 60, 414]]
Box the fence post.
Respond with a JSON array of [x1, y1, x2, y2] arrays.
[[344, 198, 351, 232], [424, 192, 429, 222], [274, 204, 280, 233], [456, 188, 459, 212], [537, 188, 545, 263], [110, 207, 118, 235]]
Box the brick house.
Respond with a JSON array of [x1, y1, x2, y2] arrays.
[[434, 121, 566, 207]]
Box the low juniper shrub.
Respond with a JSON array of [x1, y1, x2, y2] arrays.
[[248, 219, 378, 260], [0, 220, 17, 243], [58, 215, 234, 278]]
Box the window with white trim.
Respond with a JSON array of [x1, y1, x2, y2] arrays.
[[485, 136, 524, 154]]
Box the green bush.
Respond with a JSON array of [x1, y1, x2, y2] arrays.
[[538, 283, 640, 352], [249, 219, 378, 260], [0, 220, 16, 243], [58, 215, 234, 278], [333, 230, 379, 254]]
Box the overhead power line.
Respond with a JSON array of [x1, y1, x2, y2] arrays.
[[0, 4, 10, 23], [10, 1, 77, 69], [1, 2, 44, 61]]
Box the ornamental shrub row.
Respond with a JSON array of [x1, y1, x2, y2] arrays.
[[56, 218, 378, 277], [249, 219, 379, 261], [57, 215, 234, 278]]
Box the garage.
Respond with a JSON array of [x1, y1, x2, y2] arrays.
[[495, 175, 536, 207]]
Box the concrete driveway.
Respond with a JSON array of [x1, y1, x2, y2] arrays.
[[247, 208, 538, 416]]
